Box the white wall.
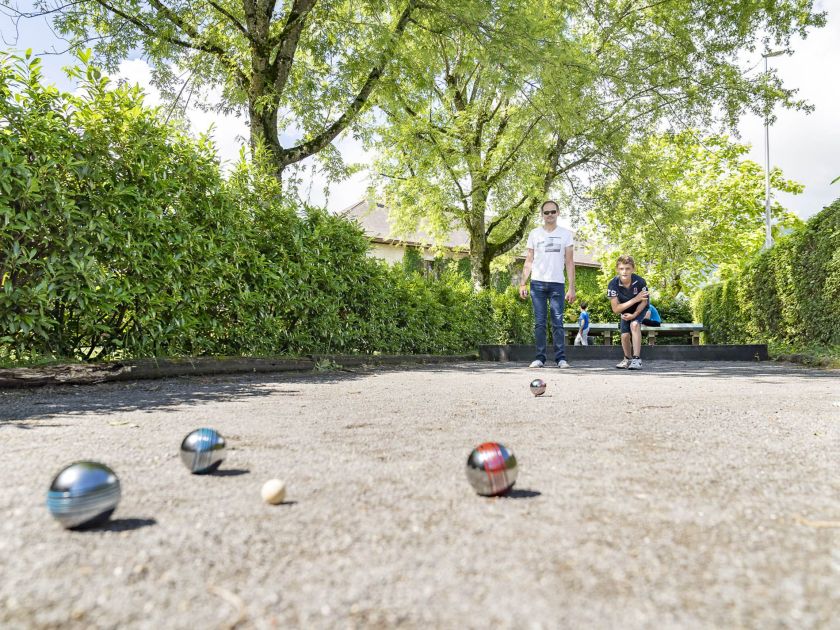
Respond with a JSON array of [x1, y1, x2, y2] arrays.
[[368, 243, 468, 265]]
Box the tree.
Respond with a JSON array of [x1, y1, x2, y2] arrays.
[[16, 0, 425, 183], [370, 0, 824, 288], [580, 131, 804, 297]]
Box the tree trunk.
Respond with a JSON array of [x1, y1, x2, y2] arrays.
[[248, 101, 284, 184], [468, 180, 491, 289], [247, 46, 285, 185], [469, 236, 491, 289]]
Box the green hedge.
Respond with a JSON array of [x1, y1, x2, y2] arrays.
[[0, 54, 498, 363], [694, 200, 840, 346], [1, 53, 701, 365]]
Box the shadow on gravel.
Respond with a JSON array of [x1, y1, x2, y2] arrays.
[[0, 372, 361, 423], [2, 360, 834, 424], [80, 518, 157, 533], [501, 489, 541, 499], [208, 468, 250, 477]]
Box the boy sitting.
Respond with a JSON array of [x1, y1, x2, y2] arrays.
[[606, 255, 649, 370], [642, 303, 661, 327]]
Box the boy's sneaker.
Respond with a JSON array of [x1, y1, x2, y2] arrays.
[[616, 357, 631, 369], [628, 358, 642, 370], [557, 360, 570, 368], [529, 360, 544, 368]]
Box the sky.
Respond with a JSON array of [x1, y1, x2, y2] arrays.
[[2, 1, 838, 220]]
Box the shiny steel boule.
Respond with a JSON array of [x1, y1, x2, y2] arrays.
[[180, 428, 226, 474], [465, 442, 518, 496], [530, 378, 546, 396], [46, 461, 121, 529]]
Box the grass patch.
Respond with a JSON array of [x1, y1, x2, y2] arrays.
[[768, 341, 840, 369]]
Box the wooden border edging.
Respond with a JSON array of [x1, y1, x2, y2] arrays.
[[0, 354, 477, 389]]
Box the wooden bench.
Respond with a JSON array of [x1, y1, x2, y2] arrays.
[[562, 322, 704, 346]]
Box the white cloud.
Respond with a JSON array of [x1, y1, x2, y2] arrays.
[[113, 58, 249, 173]]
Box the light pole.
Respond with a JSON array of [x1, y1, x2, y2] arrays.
[[762, 49, 786, 250]]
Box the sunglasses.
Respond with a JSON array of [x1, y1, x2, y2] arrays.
[[542, 210, 558, 215]]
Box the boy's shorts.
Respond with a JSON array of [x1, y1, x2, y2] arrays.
[[619, 312, 645, 334]]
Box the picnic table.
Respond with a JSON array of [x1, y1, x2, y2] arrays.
[[563, 322, 704, 346]]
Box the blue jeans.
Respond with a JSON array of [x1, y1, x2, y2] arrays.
[[530, 280, 566, 363]]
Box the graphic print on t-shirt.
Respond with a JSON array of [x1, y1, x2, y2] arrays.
[[544, 236, 566, 253]]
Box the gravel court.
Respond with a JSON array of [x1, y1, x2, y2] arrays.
[[1, 361, 838, 629]]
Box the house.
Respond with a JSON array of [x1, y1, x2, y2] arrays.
[[341, 200, 601, 277]]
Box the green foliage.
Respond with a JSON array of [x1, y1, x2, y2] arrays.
[[694, 200, 840, 347], [0, 55, 507, 363], [583, 131, 804, 298], [371, 3, 823, 286], [567, 267, 610, 324], [0, 52, 254, 360], [46, 0, 425, 182], [490, 286, 533, 344], [401, 246, 424, 275], [654, 295, 693, 324]]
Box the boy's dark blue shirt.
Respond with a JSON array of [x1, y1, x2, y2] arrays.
[[606, 273, 648, 305]]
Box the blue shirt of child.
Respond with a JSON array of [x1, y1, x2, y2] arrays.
[[646, 304, 661, 323], [578, 311, 590, 329]]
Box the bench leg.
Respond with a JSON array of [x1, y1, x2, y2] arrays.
[[692, 332, 700, 346], [647, 331, 656, 346], [602, 331, 612, 346]]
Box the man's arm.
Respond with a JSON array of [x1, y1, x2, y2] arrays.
[[564, 244, 576, 303], [519, 249, 534, 299]]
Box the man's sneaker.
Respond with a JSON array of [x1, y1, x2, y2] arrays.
[[616, 357, 631, 369], [557, 360, 570, 368], [628, 358, 642, 370], [529, 360, 545, 368]]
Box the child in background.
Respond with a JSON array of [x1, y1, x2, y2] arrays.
[[574, 301, 590, 346], [642, 303, 661, 327]]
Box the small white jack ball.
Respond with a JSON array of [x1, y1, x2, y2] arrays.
[[261, 479, 286, 505]]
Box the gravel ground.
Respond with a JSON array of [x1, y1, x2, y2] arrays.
[[1, 360, 838, 629]]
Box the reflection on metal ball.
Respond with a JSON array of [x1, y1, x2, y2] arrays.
[[465, 442, 518, 496], [530, 378, 546, 396], [47, 461, 121, 529], [180, 428, 226, 474]]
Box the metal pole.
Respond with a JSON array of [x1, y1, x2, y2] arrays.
[[763, 54, 774, 250]]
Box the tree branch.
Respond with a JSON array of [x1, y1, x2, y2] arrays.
[[207, 1, 252, 42], [484, 114, 544, 189], [486, 202, 534, 257], [485, 192, 529, 237], [93, 0, 248, 85], [278, 0, 418, 168]]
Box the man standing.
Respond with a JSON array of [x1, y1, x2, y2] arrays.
[[519, 200, 576, 368]]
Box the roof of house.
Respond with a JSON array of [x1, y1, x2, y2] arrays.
[[340, 200, 601, 267]]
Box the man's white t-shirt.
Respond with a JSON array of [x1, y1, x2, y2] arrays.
[[525, 226, 574, 283]]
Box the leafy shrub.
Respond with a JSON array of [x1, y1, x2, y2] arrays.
[[694, 199, 840, 347], [0, 52, 261, 360], [490, 286, 533, 344]]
